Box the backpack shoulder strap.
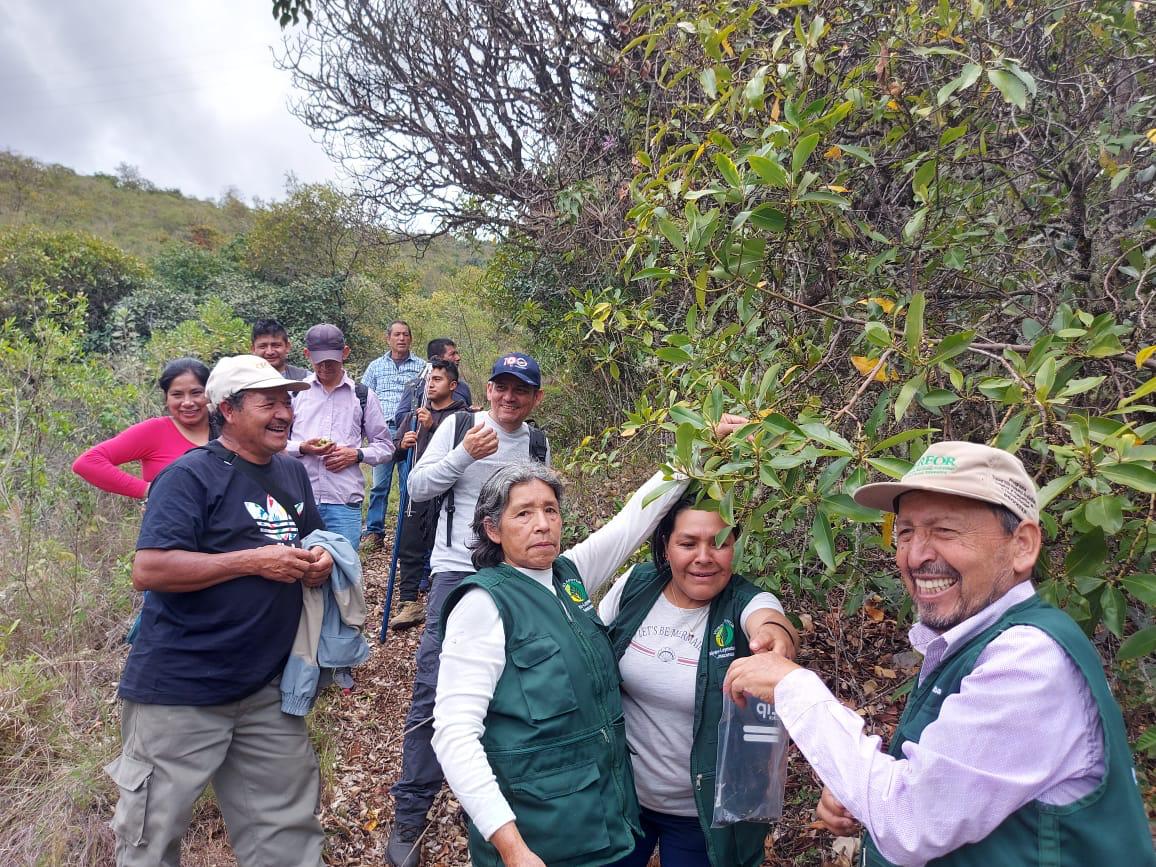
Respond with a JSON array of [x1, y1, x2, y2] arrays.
[[453, 410, 473, 446], [440, 411, 476, 547], [355, 383, 369, 438], [528, 425, 548, 462]]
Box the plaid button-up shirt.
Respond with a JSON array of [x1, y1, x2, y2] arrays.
[[360, 352, 425, 432]]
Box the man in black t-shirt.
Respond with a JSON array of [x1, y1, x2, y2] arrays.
[[105, 355, 331, 867]]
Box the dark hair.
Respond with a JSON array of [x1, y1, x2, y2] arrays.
[[651, 495, 740, 570], [158, 357, 210, 393], [251, 318, 289, 342], [209, 391, 252, 433], [470, 462, 565, 570], [430, 358, 460, 383], [388, 320, 411, 336], [427, 337, 456, 358]]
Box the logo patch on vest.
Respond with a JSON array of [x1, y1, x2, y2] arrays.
[[708, 619, 736, 661], [564, 579, 588, 604], [562, 578, 596, 614]]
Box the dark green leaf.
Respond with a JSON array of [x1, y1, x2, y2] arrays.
[[811, 510, 836, 570], [1064, 528, 1107, 579], [748, 155, 788, 187], [1121, 574, 1156, 607], [749, 204, 787, 232], [1100, 586, 1126, 637], [867, 456, 912, 479], [791, 132, 821, 176], [1083, 495, 1125, 535], [904, 292, 925, 355], [1096, 461, 1156, 494], [1118, 627, 1156, 660]]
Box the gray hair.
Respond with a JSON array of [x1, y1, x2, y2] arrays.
[[470, 461, 564, 570]]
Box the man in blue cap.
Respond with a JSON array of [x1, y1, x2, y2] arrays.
[[384, 352, 549, 867]]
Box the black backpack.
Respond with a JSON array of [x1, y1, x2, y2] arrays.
[[436, 411, 549, 546]]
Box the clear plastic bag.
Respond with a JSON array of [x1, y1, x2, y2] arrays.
[[711, 692, 789, 827]]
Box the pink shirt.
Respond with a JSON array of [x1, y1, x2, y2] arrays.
[[775, 583, 1104, 866], [72, 416, 201, 499]]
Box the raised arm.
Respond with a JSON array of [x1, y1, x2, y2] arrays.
[[565, 472, 690, 596]]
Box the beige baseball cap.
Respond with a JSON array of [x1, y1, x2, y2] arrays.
[[205, 354, 309, 410], [853, 441, 1039, 522]]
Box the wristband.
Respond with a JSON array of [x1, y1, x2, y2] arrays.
[[356, 449, 365, 463]]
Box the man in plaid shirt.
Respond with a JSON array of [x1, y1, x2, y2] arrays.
[[360, 320, 425, 550]]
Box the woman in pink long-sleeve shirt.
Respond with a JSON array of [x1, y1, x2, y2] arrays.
[[72, 357, 212, 499]]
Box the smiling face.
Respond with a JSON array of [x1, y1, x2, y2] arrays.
[[484, 479, 562, 570], [164, 371, 208, 429], [663, 509, 737, 608], [894, 490, 1040, 631], [219, 387, 295, 462], [251, 334, 291, 372], [485, 374, 543, 432]]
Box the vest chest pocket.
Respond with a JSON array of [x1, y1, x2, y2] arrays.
[[509, 635, 579, 721]]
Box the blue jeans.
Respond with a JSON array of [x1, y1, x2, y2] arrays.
[[609, 807, 709, 867], [390, 570, 472, 827], [364, 461, 408, 536], [317, 503, 362, 549]]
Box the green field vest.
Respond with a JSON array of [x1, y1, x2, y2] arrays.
[[608, 562, 769, 867], [441, 557, 640, 867], [863, 595, 1156, 867]]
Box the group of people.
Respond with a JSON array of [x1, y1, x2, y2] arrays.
[[77, 319, 1153, 867]]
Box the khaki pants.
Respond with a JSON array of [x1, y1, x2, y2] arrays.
[[105, 680, 323, 867]]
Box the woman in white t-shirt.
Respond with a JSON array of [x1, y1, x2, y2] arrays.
[[600, 498, 799, 867]]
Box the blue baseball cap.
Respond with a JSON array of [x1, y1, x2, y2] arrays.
[[489, 352, 542, 388]]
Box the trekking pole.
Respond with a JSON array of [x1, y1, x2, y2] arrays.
[[380, 364, 432, 641]]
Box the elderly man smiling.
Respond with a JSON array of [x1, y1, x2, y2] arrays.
[[724, 442, 1155, 867]]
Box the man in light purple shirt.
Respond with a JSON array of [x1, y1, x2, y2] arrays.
[[724, 442, 1154, 866], [287, 323, 394, 549]]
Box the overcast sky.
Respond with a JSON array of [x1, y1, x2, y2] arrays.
[[1, 1, 338, 204]]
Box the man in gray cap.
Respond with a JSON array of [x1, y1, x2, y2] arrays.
[[723, 441, 1154, 866], [105, 354, 332, 867], [287, 323, 394, 550]]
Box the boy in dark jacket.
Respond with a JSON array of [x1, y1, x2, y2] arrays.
[[390, 359, 467, 628]]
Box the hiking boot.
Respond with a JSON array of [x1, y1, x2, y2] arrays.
[[390, 600, 426, 630], [360, 532, 384, 553], [384, 822, 424, 867]]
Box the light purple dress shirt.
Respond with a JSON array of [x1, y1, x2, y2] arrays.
[[775, 582, 1105, 867], [286, 372, 394, 506]]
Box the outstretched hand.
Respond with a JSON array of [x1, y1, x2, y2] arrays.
[[722, 651, 801, 706], [713, 412, 752, 438]]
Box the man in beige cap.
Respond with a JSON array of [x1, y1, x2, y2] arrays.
[[723, 441, 1154, 866], [105, 355, 333, 867]]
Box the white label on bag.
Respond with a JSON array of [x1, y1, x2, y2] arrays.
[[742, 724, 782, 743]]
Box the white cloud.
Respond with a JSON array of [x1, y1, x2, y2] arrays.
[[0, 0, 338, 203]]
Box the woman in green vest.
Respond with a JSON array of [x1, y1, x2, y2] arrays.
[[600, 497, 798, 867], [432, 461, 698, 867]]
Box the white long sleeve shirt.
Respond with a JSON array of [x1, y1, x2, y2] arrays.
[[431, 472, 688, 839]]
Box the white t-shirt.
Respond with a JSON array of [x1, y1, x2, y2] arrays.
[[598, 566, 783, 816]]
